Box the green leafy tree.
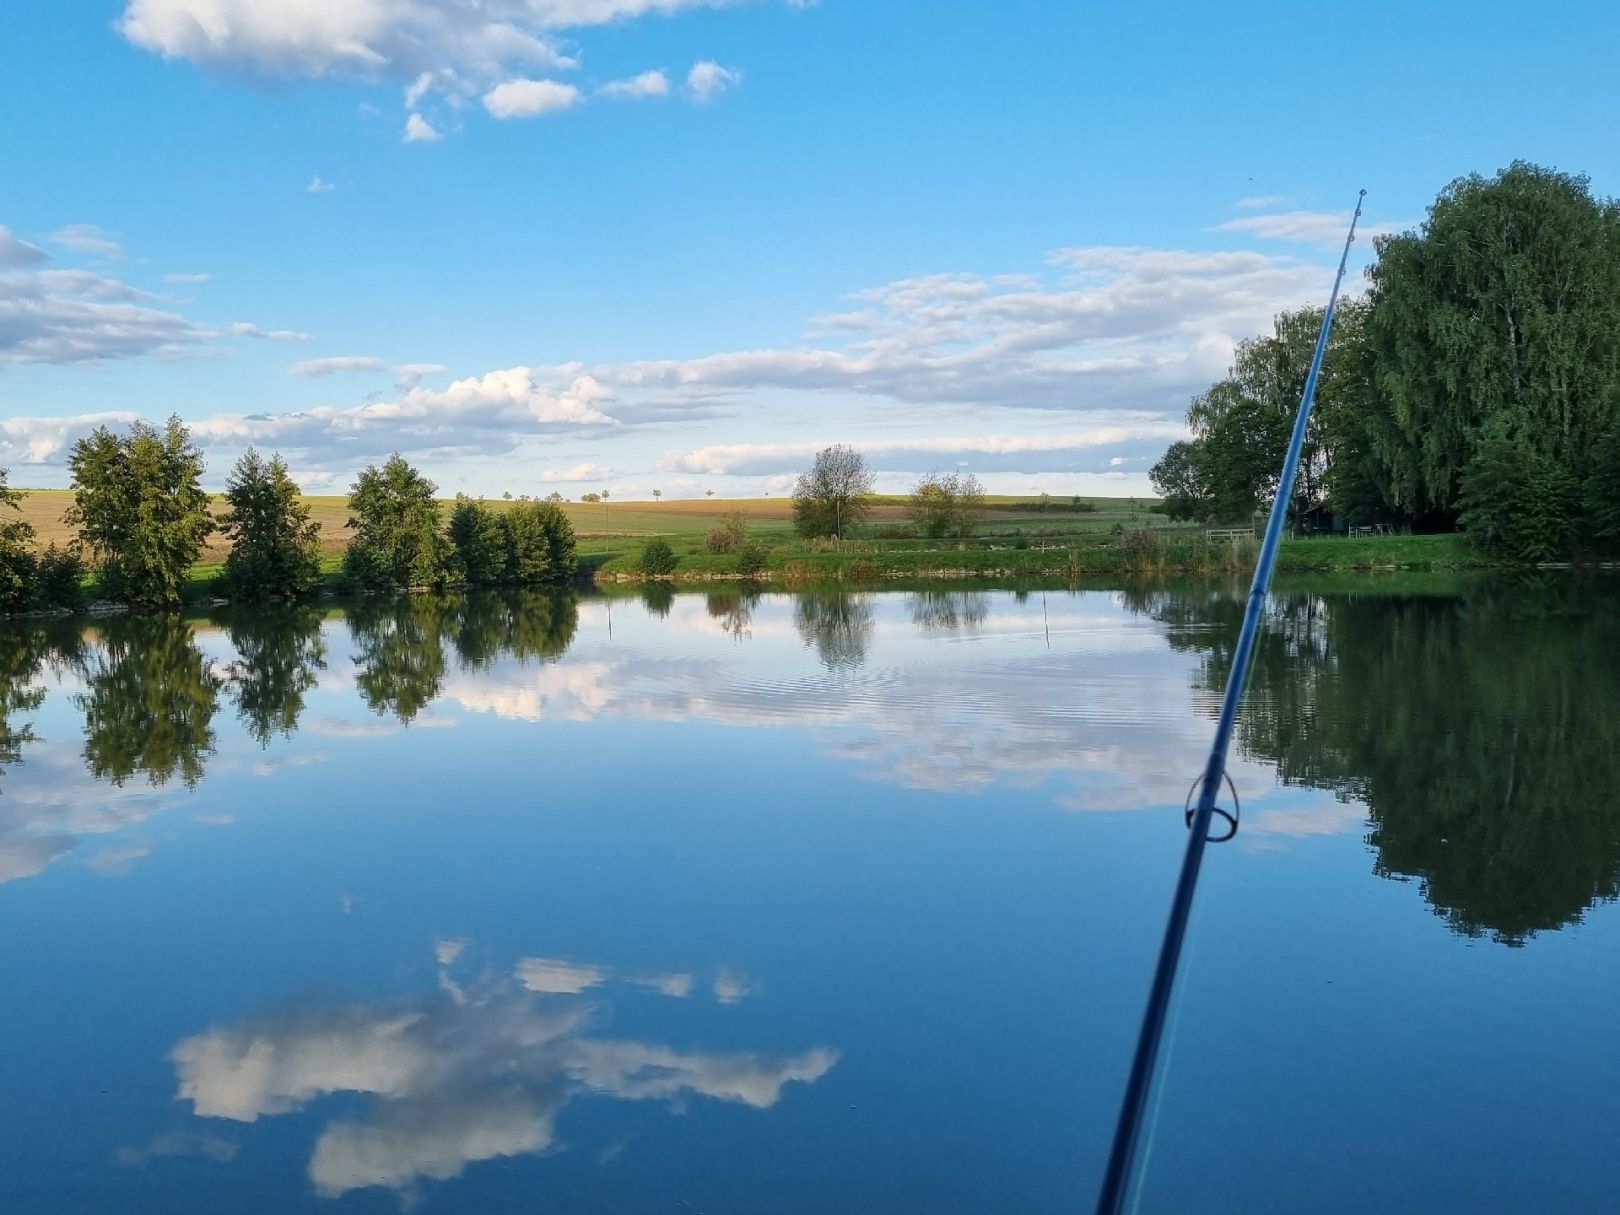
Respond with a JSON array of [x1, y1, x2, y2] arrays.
[[907, 471, 985, 538], [792, 445, 876, 539], [448, 496, 510, 585], [66, 416, 214, 605], [0, 468, 39, 614], [1366, 162, 1620, 524], [219, 449, 322, 600], [1458, 418, 1581, 561], [1586, 428, 1620, 546], [1148, 441, 1214, 522], [640, 537, 677, 576], [343, 454, 451, 591], [502, 500, 554, 584]]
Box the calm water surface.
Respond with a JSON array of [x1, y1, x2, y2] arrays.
[[3, 581, 1619, 1213]]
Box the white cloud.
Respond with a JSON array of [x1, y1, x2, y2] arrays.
[[686, 59, 739, 102], [0, 233, 214, 366], [598, 69, 669, 99], [306, 175, 335, 193], [164, 271, 211, 283], [0, 226, 48, 268], [482, 77, 580, 118], [538, 461, 611, 482], [395, 361, 448, 388], [287, 355, 387, 376], [49, 224, 125, 258], [1211, 209, 1407, 245], [1235, 193, 1291, 210], [514, 956, 607, 994], [660, 427, 1187, 477], [233, 321, 314, 342], [403, 112, 441, 142]]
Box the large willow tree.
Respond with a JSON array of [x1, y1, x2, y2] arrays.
[[1366, 162, 1620, 527]]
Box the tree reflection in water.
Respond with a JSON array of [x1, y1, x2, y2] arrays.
[[77, 613, 220, 788], [1133, 576, 1620, 943], [214, 605, 328, 746], [793, 591, 875, 672]]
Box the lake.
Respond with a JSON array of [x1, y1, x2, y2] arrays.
[[3, 579, 1619, 1213]]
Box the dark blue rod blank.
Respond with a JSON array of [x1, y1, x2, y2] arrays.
[[1092, 190, 1366, 1215]]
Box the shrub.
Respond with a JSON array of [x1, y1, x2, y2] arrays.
[[35, 545, 85, 609], [737, 542, 768, 576], [1013, 535, 1030, 550], [640, 538, 678, 576], [448, 496, 510, 585], [706, 527, 738, 554]]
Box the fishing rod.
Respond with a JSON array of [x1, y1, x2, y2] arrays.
[[1092, 190, 1366, 1215]]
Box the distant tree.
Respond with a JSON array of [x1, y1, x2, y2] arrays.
[[502, 490, 513, 500], [448, 496, 510, 585], [907, 471, 985, 539], [792, 445, 876, 539], [581, 492, 601, 504], [546, 491, 564, 503], [66, 416, 213, 606], [343, 454, 451, 591], [218, 449, 322, 600], [652, 488, 662, 500], [706, 488, 715, 498], [599, 489, 611, 530], [1149, 441, 1214, 521], [640, 538, 678, 576]]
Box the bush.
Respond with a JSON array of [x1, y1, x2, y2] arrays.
[[736, 542, 768, 576], [706, 527, 738, 554], [640, 538, 678, 576], [219, 449, 323, 600], [1459, 423, 1580, 562], [1012, 535, 1030, 550], [35, 545, 84, 609]]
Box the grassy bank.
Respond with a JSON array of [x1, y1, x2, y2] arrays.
[[13, 489, 1489, 608], [589, 531, 1484, 584]]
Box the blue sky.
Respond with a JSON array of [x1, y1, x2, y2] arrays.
[[2, 0, 1616, 498]]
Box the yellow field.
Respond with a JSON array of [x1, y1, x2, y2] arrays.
[[12, 490, 1153, 556]]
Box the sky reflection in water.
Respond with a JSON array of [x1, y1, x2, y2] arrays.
[[3, 582, 1620, 1213]]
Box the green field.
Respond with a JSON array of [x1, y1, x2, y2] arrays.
[[12, 489, 1488, 602]]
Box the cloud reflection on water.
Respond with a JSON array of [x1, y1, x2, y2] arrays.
[[170, 942, 836, 1200]]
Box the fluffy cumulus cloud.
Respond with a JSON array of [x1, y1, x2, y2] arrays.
[[482, 77, 580, 118], [403, 112, 441, 142], [685, 58, 739, 101], [598, 68, 669, 99], [4, 224, 1364, 489], [171, 941, 835, 1197], [119, 1, 759, 135]]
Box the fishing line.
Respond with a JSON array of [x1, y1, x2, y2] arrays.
[[1092, 191, 1366, 1215]]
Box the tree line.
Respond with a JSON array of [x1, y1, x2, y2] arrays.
[[0, 424, 577, 612], [1150, 161, 1620, 561]]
